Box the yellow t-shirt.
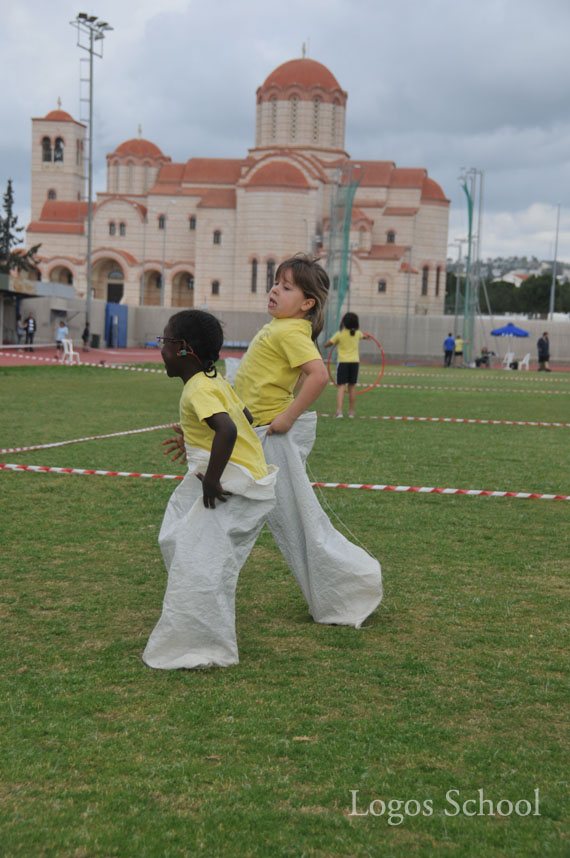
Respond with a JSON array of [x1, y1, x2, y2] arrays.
[[455, 338, 464, 353], [330, 328, 364, 363], [180, 372, 268, 480], [234, 318, 321, 427]]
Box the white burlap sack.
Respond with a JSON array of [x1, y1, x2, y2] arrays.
[[142, 448, 277, 670], [256, 412, 382, 628]]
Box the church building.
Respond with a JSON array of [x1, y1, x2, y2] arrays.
[[27, 57, 449, 318]]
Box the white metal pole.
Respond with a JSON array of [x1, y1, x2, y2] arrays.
[[549, 203, 560, 320]]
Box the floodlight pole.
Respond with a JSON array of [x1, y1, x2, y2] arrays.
[[549, 202, 560, 320], [70, 14, 113, 326]]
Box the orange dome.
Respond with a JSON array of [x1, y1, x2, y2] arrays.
[[247, 161, 310, 189], [112, 138, 164, 158], [44, 109, 74, 122], [262, 58, 341, 90]]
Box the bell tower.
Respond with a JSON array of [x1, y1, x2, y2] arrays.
[[30, 105, 86, 220]]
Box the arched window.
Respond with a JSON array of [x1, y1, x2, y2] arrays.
[[359, 227, 366, 248], [251, 258, 258, 293], [377, 279, 387, 293], [290, 96, 298, 139], [119, 222, 126, 236], [187, 274, 194, 290], [189, 215, 196, 231], [266, 259, 275, 292], [271, 97, 277, 139], [435, 266, 442, 297], [109, 222, 116, 236], [48, 189, 56, 200], [213, 230, 221, 245], [422, 266, 429, 295], [158, 215, 165, 230], [76, 140, 82, 166], [212, 280, 220, 295], [42, 137, 52, 162], [387, 231, 395, 244], [143, 164, 149, 193], [331, 99, 339, 145], [128, 161, 134, 190], [312, 97, 320, 142], [54, 138, 64, 162]]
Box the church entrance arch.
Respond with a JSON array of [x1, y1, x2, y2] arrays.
[[92, 258, 125, 303], [49, 265, 73, 285], [172, 271, 194, 307]]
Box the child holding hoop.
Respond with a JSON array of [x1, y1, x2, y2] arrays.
[[143, 310, 277, 670], [324, 312, 370, 418], [233, 254, 382, 628]]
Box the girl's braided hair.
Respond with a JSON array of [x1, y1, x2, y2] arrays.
[[168, 310, 223, 377]]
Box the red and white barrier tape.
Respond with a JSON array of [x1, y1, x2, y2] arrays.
[[1, 462, 567, 500], [351, 382, 569, 396], [317, 413, 570, 428], [0, 423, 176, 455]]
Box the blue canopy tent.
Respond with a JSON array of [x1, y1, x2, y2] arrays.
[[490, 322, 530, 338], [490, 322, 530, 369]]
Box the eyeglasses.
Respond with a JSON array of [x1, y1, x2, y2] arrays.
[[156, 336, 202, 365]]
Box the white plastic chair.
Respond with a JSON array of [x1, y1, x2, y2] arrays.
[[224, 356, 243, 385], [62, 338, 81, 366], [502, 351, 514, 369], [518, 352, 530, 371]]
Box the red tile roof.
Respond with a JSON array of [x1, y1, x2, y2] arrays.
[[246, 161, 310, 189], [43, 109, 74, 122], [390, 168, 427, 188], [421, 176, 449, 204], [365, 244, 408, 261], [353, 161, 396, 187], [27, 201, 88, 235], [182, 158, 245, 185], [262, 58, 341, 90], [197, 189, 237, 208], [112, 138, 165, 158]]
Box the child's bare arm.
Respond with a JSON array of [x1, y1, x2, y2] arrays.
[[267, 358, 328, 435], [196, 412, 237, 508]]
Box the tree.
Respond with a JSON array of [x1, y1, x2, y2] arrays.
[[0, 179, 41, 275]]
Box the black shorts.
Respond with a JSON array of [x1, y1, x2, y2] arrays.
[[336, 362, 359, 385]]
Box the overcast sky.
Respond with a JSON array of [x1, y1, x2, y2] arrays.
[[3, 0, 570, 264]]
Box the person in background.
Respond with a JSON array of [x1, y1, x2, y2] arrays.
[[443, 332, 455, 367], [55, 319, 69, 359], [82, 321, 90, 352], [24, 313, 36, 352], [454, 334, 465, 367], [537, 332, 551, 372], [324, 312, 371, 418]]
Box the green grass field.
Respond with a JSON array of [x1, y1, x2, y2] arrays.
[[1, 362, 569, 858]]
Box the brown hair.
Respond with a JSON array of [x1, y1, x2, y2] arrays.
[[275, 253, 330, 340]]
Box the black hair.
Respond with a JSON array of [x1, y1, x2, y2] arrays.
[[274, 253, 329, 340], [167, 310, 223, 377], [341, 312, 360, 336]]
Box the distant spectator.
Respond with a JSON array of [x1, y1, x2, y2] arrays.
[[16, 315, 25, 344], [537, 332, 551, 372], [24, 313, 36, 351], [55, 319, 69, 359], [82, 321, 90, 352], [443, 333, 455, 367]]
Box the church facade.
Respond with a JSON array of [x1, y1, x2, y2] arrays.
[[27, 58, 449, 318]]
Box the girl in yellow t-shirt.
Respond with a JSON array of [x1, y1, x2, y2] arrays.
[[143, 310, 276, 671], [324, 312, 370, 419], [233, 254, 382, 629]]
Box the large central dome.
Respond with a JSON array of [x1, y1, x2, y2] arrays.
[[262, 58, 342, 91]]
